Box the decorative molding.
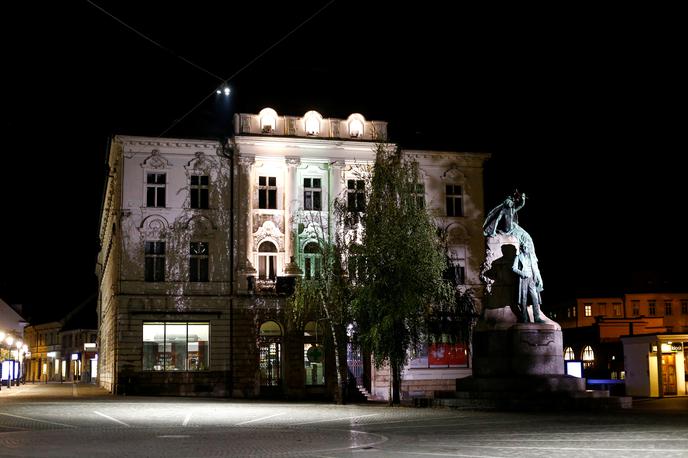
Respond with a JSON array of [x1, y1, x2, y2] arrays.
[[237, 155, 255, 167], [182, 214, 217, 234], [138, 214, 170, 231], [442, 166, 466, 182], [285, 156, 301, 167], [254, 220, 284, 251], [141, 150, 171, 169], [185, 151, 217, 172]]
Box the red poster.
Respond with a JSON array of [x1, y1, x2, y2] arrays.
[[429, 343, 467, 367]]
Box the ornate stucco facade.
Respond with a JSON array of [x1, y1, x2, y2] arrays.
[[96, 109, 489, 399]]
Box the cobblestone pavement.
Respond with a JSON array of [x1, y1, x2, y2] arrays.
[[1, 383, 688, 457]]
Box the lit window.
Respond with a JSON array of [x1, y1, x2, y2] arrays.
[[584, 304, 592, 317], [258, 176, 277, 209], [445, 185, 463, 217], [347, 180, 365, 212], [564, 347, 575, 360], [349, 119, 363, 138], [259, 321, 282, 387], [258, 241, 277, 280], [304, 111, 322, 136], [259, 108, 278, 133], [190, 175, 209, 209], [142, 322, 209, 371], [145, 241, 165, 282], [189, 242, 209, 282], [303, 178, 322, 211], [146, 173, 166, 207], [581, 345, 595, 368]]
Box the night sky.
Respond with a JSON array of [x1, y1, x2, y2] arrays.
[[2, 2, 683, 322]]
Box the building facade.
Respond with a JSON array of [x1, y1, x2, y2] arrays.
[[97, 108, 489, 399], [551, 292, 688, 394]]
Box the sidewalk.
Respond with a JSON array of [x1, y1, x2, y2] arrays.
[[0, 381, 111, 399]]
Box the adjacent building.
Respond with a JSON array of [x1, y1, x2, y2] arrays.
[[96, 108, 490, 399]]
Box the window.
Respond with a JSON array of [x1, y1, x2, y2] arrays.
[[303, 242, 321, 280], [409, 342, 468, 368], [612, 302, 622, 316], [190, 175, 209, 209], [146, 173, 166, 207], [259, 321, 282, 386], [598, 302, 606, 315], [145, 241, 165, 282], [445, 256, 465, 286], [259, 108, 277, 133], [584, 304, 592, 317], [445, 185, 463, 217], [632, 300, 640, 316], [665, 301, 672, 316], [564, 347, 575, 360], [413, 183, 425, 208], [648, 300, 656, 316], [258, 241, 277, 280], [305, 117, 320, 135], [258, 176, 277, 209], [681, 300, 688, 314], [347, 179, 365, 212], [303, 178, 322, 211], [581, 345, 595, 368], [304, 321, 324, 385], [349, 119, 363, 138], [189, 242, 209, 282], [142, 322, 209, 371]]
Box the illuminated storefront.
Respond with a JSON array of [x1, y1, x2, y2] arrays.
[[621, 333, 688, 397]]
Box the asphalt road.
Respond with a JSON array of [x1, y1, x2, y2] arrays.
[[1, 383, 688, 457]]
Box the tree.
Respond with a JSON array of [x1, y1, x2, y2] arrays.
[[354, 144, 450, 405], [286, 199, 353, 404]]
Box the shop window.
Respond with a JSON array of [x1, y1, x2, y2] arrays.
[[142, 322, 209, 371], [304, 321, 325, 385], [259, 321, 282, 386], [409, 342, 468, 368]]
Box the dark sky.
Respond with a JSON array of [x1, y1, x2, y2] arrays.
[[1, 2, 684, 321]]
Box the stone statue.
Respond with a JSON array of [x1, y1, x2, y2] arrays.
[[511, 235, 544, 323], [482, 192, 526, 237]]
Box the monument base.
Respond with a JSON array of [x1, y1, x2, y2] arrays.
[[472, 321, 564, 377]]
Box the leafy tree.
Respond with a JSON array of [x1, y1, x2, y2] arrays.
[[354, 144, 450, 405], [286, 199, 354, 404]]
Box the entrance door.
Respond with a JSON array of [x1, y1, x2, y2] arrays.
[[662, 354, 677, 395]]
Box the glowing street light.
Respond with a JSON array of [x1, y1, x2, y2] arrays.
[[216, 84, 231, 96]]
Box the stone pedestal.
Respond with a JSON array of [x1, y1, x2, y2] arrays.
[[473, 323, 564, 377]]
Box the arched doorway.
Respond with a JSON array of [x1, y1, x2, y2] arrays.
[[259, 321, 282, 391]]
